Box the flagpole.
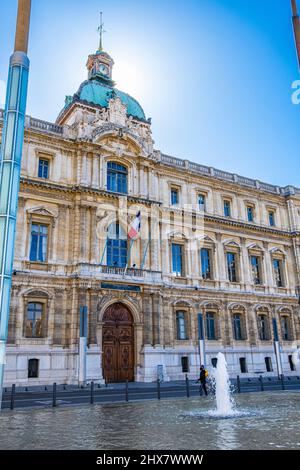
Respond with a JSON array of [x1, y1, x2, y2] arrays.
[[123, 238, 134, 276], [141, 239, 150, 270], [99, 238, 108, 266]]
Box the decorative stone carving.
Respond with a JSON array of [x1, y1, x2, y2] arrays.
[[108, 96, 127, 126]]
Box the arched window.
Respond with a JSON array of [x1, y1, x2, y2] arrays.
[[107, 162, 128, 194], [107, 222, 127, 268], [25, 303, 44, 338]]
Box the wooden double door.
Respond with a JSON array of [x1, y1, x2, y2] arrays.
[[102, 303, 134, 383]]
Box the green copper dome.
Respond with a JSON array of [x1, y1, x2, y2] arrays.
[[75, 80, 146, 121]]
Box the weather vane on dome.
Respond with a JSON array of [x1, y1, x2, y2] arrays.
[[97, 12, 106, 52]]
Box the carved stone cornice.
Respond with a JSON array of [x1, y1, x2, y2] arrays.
[[19, 177, 161, 206], [203, 214, 292, 238]]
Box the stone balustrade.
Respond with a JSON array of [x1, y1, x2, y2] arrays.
[[1, 108, 299, 197]]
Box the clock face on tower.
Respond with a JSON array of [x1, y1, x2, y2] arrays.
[[99, 64, 109, 76]]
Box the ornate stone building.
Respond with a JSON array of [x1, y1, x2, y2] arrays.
[[1, 41, 300, 385]]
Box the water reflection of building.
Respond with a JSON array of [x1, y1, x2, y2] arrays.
[[1, 31, 300, 386]]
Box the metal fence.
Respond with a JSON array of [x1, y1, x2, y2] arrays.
[[1, 375, 300, 411]]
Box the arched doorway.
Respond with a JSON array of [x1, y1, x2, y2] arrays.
[[102, 302, 134, 383]]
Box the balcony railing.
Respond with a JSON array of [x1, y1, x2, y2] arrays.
[[27, 116, 63, 135], [99, 265, 144, 277], [75, 263, 162, 283]]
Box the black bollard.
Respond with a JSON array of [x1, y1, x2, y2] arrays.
[[185, 374, 190, 398], [52, 382, 57, 407], [10, 384, 16, 410], [105, 378, 108, 388], [237, 375, 241, 393], [90, 381, 95, 404], [259, 375, 264, 391], [125, 380, 129, 402], [157, 378, 161, 400], [280, 374, 285, 390]]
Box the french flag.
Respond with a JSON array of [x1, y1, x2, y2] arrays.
[[128, 211, 141, 239]]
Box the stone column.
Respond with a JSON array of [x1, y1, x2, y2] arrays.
[[152, 293, 162, 346], [81, 153, 87, 185], [292, 237, 300, 289], [76, 150, 82, 185], [150, 205, 160, 272], [213, 190, 221, 216], [47, 293, 55, 346], [61, 288, 69, 348], [222, 302, 232, 347], [66, 284, 79, 347], [15, 292, 25, 346], [263, 241, 274, 293], [90, 207, 98, 264], [65, 206, 71, 263], [247, 304, 258, 346], [282, 247, 291, 290], [7, 286, 19, 344], [88, 291, 98, 346], [140, 212, 149, 269], [53, 289, 64, 345], [189, 237, 198, 279], [138, 164, 146, 197], [99, 154, 105, 189], [216, 233, 226, 287], [57, 206, 67, 263], [142, 294, 153, 346], [212, 243, 219, 281], [50, 217, 57, 263], [287, 199, 300, 231], [162, 297, 172, 347], [80, 206, 87, 262], [72, 198, 81, 264], [15, 196, 26, 261], [240, 237, 251, 290], [92, 154, 100, 189], [232, 197, 239, 220], [149, 171, 159, 200]]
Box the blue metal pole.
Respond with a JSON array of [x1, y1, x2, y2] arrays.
[[0, 0, 31, 409], [197, 313, 206, 368], [272, 317, 283, 378]]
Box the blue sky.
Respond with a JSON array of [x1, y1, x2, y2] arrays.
[[0, 0, 299, 187]]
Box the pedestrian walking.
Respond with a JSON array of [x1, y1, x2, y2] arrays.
[[196, 365, 209, 396]]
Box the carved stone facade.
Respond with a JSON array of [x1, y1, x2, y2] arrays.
[[0, 43, 300, 385]]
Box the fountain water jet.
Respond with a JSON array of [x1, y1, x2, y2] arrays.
[[185, 352, 258, 420], [209, 352, 238, 417]]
